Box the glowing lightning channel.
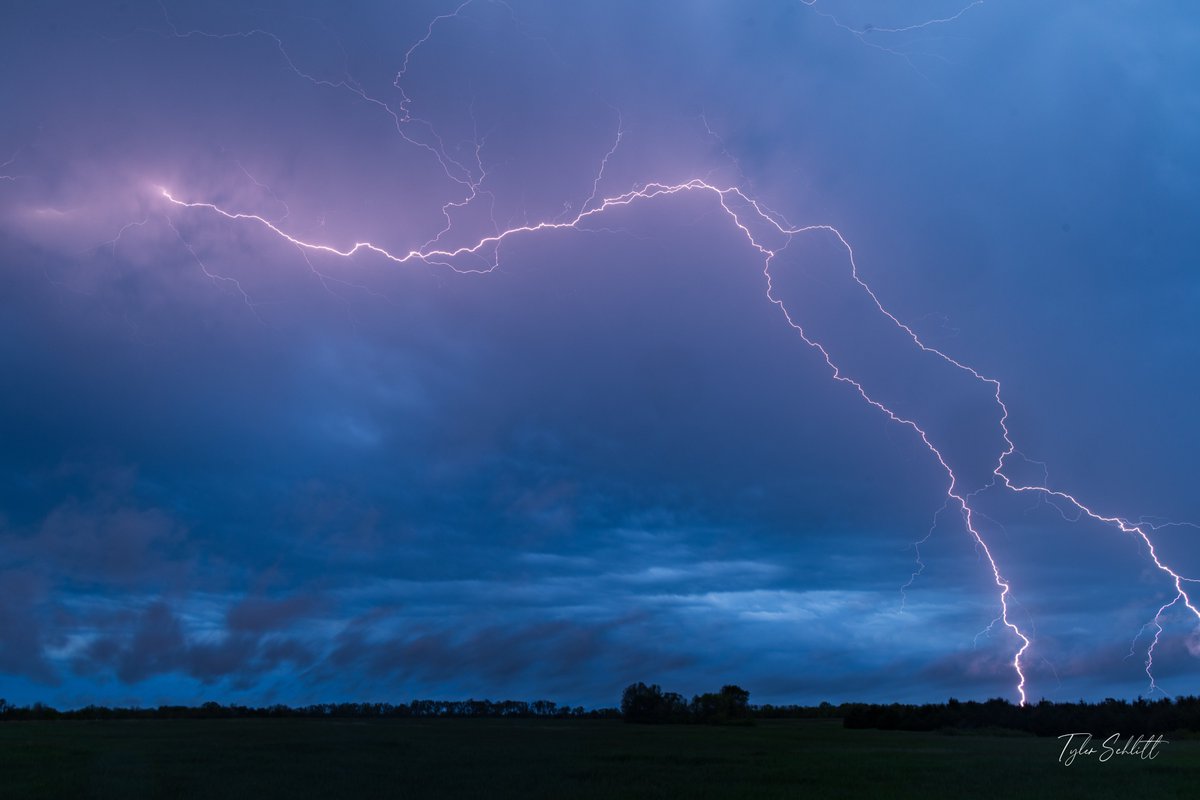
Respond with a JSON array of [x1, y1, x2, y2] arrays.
[[161, 175, 1043, 702], [140, 0, 1200, 705], [152, 0, 556, 264]]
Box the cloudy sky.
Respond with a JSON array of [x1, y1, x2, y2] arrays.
[[1, 0, 1198, 709]]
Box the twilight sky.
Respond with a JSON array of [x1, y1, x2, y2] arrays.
[[1, 0, 1198, 709]]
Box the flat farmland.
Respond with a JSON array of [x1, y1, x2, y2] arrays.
[[1, 718, 1196, 799]]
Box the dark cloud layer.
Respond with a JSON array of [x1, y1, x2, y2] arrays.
[[0, 0, 1197, 708]]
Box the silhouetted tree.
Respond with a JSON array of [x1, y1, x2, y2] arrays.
[[620, 682, 689, 723], [690, 685, 750, 724]]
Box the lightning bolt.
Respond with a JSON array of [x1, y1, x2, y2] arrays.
[[901, 498, 949, 613], [79, 0, 1200, 704], [161, 165, 1200, 706], [99, 216, 150, 257], [235, 161, 290, 223], [799, 0, 986, 73], [579, 110, 624, 215], [152, 0, 486, 192], [801, 0, 985, 35], [163, 215, 263, 322], [161, 175, 1047, 702], [1129, 594, 1180, 696], [1, 151, 19, 182]]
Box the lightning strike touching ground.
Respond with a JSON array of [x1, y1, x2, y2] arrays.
[[163, 166, 1200, 704]]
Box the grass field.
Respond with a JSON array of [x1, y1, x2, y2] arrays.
[[1, 718, 1197, 798]]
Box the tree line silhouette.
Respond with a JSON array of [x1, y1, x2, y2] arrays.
[[3, 693, 1198, 735], [0, 698, 619, 721], [616, 687, 1200, 734], [839, 696, 1200, 736]]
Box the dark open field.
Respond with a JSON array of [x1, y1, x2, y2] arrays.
[[1, 718, 1196, 799]]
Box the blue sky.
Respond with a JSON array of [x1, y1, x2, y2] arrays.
[[1, 0, 1198, 708]]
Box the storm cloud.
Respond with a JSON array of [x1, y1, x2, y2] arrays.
[[0, 0, 1198, 708]]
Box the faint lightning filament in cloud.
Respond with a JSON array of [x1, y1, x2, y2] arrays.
[[799, 0, 986, 72], [163, 215, 262, 322], [801, 0, 985, 35], [1, 151, 20, 181]]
